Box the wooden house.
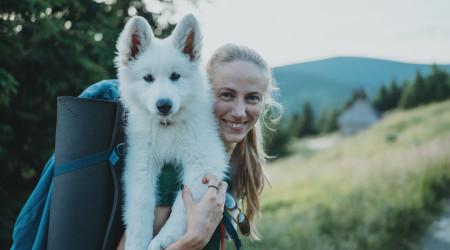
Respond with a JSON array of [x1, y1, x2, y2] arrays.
[[337, 91, 381, 136]]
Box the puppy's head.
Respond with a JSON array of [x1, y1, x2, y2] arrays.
[[115, 14, 204, 123]]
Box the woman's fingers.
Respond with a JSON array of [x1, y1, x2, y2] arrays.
[[184, 175, 227, 212], [203, 174, 219, 186], [216, 181, 227, 213], [217, 181, 228, 200], [181, 184, 194, 208], [203, 174, 220, 194]]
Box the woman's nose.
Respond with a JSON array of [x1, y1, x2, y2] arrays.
[[232, 99, 246, 118]]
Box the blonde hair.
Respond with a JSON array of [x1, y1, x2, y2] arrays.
[[206, 43, 283, 239]]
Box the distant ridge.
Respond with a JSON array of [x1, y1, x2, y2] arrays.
[[272, 57, 450, 115]]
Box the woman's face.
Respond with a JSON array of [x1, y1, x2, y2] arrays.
[[211, 60, 267, 146]]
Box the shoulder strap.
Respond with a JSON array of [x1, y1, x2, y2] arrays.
[[221, 216, 241, 250], [102, 101, 126, 250], [53, 143, 125, 176]]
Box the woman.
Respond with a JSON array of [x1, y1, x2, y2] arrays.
[[118, 43, 282, 249]]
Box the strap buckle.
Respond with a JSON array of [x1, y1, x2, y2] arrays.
[[109, 143, 126, 166], [115, 143, 126, 159]]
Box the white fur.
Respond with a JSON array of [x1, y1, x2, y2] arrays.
[[115, 14, 228, 250]]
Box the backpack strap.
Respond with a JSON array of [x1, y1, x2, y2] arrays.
[[102, 101, 126, 250], [53, 143, 125, 176], [220, 223, 225, 250], [221, 216, 241, 250]]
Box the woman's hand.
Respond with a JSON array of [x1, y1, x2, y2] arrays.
[[166, 175, 227, 250]]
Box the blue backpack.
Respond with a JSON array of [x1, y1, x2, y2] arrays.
[[11, 80, 124, 250]]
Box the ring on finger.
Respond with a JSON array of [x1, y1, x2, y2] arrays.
[[208, 185, 219, 191]]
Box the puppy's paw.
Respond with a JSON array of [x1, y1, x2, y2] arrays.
[[126, 240, 148, 250], [147, 239, 162, 250], [147, 235, 174, 250]]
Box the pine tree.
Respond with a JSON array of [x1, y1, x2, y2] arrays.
[[412, 71, 427, 105], [399, 72, 428, 109], [297, 101, 316, 137], [324, 108, 339, 133], [387, 78, 402, 109], [287, 113, 301, 138], [316, 107, 339, 134], [316, 110, 328, 134], [262, 123, 291, 158], [399, 79, 414, 109], [373, 85, 388, 111], [426, 65, 450, 102]]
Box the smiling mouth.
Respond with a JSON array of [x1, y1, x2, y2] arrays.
[[223, 119, 247, 129]]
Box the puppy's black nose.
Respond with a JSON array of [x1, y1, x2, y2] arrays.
[[156, 99, 172, 115]]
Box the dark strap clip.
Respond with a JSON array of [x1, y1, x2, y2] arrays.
[[115, 143, 126, 159], [109, 143, 126, 166]]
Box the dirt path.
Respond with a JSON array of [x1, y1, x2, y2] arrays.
[[421, 198, 450, 250]]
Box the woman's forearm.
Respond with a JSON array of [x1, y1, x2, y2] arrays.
[[118, 176, 226, 250], [165, 233, 206, 250]]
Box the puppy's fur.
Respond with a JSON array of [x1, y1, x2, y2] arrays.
[[115, 14, 228, 250]]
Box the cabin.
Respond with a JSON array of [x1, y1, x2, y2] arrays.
[[337, 91, 381, 136]]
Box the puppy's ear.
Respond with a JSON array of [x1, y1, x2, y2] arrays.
[[171, 14, 202, 62], [115, 16, 154, 66]]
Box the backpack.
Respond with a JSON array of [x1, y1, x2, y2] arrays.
[[12, 80, 125, 250]]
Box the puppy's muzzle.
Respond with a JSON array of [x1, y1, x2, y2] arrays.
[[156, 99, 172, 116]]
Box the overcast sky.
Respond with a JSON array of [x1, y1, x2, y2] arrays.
[[163, 0, 450, 67]]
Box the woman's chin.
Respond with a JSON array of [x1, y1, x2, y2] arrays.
[[222, 133, 245, 145]]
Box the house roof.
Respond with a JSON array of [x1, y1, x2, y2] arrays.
[[337, 98, 381, 126]]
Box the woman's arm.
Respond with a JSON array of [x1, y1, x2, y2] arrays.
[[117, 175, 227, 250], [166, 175, 227, 250]]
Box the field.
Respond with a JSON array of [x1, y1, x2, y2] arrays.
[[234, 100, 450, 249]]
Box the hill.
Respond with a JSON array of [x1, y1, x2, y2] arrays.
[[273, 57, 450, 114], [236, 99, 450, 249]]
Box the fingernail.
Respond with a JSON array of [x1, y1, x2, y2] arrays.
[[181, 184, 184, 190]]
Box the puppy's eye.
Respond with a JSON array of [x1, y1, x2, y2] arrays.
[[143, 74, 154, 82], [170, 72, 180, 81]]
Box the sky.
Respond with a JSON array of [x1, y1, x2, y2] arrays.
[[157, 0, 450, 67]]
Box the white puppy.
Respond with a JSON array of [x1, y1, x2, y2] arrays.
[[115, 14, 228, 250]]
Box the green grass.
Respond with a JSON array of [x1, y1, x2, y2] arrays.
[[233, 100, 450, 249]]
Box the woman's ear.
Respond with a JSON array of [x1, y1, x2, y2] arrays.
[[171, 14, 203, 62]]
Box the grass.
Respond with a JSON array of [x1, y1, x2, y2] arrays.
[[232, 100, 450, 249]]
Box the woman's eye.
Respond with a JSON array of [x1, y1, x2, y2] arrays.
[[143, 74, 154, 82], [170, 72, 180, 81], [248, 95, 261, 102], [220, 93, 232, 99]]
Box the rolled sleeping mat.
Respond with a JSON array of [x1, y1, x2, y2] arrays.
[[48, 96, 125, 250]]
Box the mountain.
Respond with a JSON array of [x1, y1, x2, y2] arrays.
[[272, 57, 450, 115]]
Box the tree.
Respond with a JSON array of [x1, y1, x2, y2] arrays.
[[322, 108, 340, 133], [287, 113, 301, 137], [0, 0, 199, 247], [263, 123, 291, 159], [399, 72, 425, 109], [413, 70, 429, 105], [426, 65, 450, 102], [297, 101, 316, 137], [387, 78, 402, 110], [317, 109, 337, 134], [373, 85, 388, 111]]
